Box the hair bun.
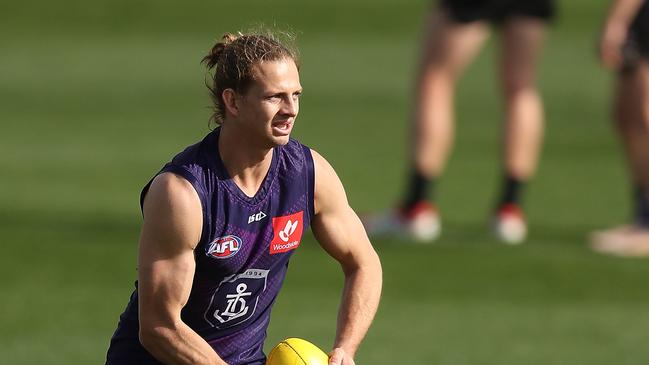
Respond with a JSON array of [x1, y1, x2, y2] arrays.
[[202, 33, 239, 70]]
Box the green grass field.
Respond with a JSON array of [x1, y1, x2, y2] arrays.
[[2, 0, 649, 364]]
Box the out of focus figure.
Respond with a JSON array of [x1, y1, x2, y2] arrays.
[[591, 0, 649, 257], [364, 0, 555, 244]]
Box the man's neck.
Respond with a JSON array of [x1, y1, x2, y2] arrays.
[[218, 123, 274, 198]]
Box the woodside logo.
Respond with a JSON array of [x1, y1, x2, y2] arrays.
[[270, 211, 304, 254]]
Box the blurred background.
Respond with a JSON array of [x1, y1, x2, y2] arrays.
[[2, 0, 648, 364]]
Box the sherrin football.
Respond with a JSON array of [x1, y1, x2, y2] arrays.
[[266, 338, 329, 365]]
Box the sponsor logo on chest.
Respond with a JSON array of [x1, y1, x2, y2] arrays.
[[248, 210, 267, 224], [270, 211, 304, 254], [206, 235, 242, 259]]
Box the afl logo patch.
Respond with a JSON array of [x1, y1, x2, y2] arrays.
[[206, 235, 242, 259]]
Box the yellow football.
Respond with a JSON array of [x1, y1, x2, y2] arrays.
[[266, 338, 329, 365]]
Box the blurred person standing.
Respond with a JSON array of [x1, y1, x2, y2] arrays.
[[363, 0, 555, 244], [591, 0, 649, 257], [105, 32, 382, 365]]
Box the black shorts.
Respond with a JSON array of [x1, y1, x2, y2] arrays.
[[625, 0, 649, 64], [439, 0, 556, 24]]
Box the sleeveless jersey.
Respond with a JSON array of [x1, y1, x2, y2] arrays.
[[106, 128, 315, 365]]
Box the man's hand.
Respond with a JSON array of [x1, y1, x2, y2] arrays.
[[599, 22, 628, 70], [328, 348, 355, 365]]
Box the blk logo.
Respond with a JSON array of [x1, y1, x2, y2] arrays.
[[270, 211, 304, 254], [248, 211, 267, 224], [206, 235, 242, 259]]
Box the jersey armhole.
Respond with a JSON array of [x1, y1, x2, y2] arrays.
[[139, 164, 209, 247], [300, 144, 316, 223]]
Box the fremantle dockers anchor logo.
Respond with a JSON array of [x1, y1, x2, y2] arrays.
[[204, 269, 269, 329]]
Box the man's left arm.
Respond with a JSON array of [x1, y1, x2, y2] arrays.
[[309, 150, 383, 365]]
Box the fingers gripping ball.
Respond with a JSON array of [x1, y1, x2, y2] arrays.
[[266, 338, 329, 365]]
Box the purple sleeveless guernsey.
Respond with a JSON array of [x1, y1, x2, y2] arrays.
[[106, 128, 315, 365]]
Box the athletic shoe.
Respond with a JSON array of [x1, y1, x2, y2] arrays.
[[361, 201, 441, 243], [493, 204, 527, 244], [590, 225, 649, 257]]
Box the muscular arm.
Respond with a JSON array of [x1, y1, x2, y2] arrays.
[[600, 0, 645, 69], [137, 173, 228, 365], [309, 151, 383, 365]]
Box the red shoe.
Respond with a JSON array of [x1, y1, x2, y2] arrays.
[[493, 204, 527, 244], [361, 201, 441, 243]]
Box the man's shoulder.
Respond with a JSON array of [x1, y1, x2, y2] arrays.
[[148, 172, 199, 203]]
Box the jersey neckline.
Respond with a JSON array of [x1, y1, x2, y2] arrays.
[[207, 128, 278, 207]]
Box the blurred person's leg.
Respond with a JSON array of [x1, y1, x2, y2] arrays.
[[409, 8, 489, 187], [499, 17, 546, 189], [618, 61, 649, 202], [492, 16, 548, 244], [592, 2, 649, 256], [362, 7, 489, 242], [592, 59, 649, 256]]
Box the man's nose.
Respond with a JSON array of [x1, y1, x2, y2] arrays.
[[282, 98, 298, 116]]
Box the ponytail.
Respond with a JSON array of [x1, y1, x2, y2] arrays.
[[201, 33, 238, 70]]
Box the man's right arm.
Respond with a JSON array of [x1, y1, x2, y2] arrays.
[[137, 172, 228, 365]]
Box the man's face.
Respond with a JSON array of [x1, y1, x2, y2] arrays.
[[236, 58, 302, 148]]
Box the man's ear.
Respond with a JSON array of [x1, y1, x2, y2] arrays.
[[222, 89, 239, 117]]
